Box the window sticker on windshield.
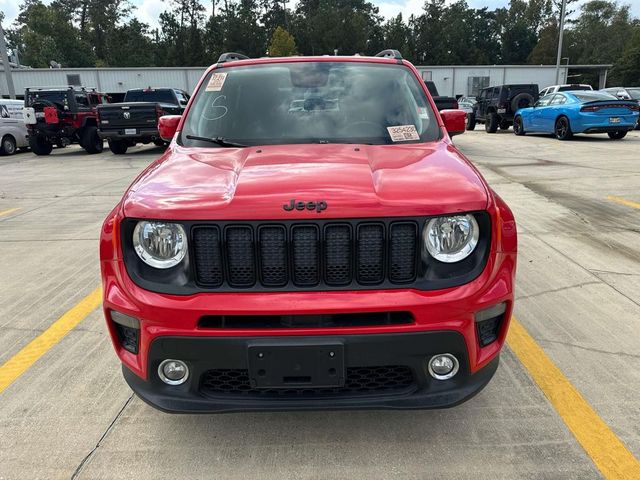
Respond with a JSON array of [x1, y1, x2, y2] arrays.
[[206, 73, 228, 92], [387, 125, 420, 142], [417, 107, 430, 119]]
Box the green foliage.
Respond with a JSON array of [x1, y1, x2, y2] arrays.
[[4, 0, 639, 86], [268, 26, 297, 57]]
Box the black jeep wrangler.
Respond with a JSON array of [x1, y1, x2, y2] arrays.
[[468, 84, 539, 133]]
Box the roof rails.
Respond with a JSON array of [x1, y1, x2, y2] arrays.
[[25, 86, 97, 92], [375, 49, 403, 61], [217, 52, 250, 64]]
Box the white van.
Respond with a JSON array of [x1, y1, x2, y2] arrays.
[[0, 99, 29, 155]]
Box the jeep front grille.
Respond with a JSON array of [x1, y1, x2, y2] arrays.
[[192, 220, 419, 290]]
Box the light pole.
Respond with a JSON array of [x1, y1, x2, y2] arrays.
[[555, 0, 567, 85], [0, 22, 16, 99]]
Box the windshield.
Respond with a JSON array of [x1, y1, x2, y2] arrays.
[[181, 62, 439, 147], [627, 88, 640, 100], [573, 91, 617, 102], [125, 90, 176, 103]]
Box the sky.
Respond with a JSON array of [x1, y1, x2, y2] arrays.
[[1, 0, 639, 32]]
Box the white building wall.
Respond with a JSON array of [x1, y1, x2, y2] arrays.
[[0, 64, 585, 98]]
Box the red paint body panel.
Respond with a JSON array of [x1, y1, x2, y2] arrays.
[[100, 55, 517, 410]]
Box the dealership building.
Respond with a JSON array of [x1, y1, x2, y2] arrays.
[[1, 62, 612, 99]]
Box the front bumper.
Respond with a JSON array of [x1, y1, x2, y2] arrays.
[[123, 331, 500, 413], [98, 128, 160, 141]]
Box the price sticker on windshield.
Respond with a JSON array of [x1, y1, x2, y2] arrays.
[[206, 73, 228, 92], [387, 125, 420, 142]]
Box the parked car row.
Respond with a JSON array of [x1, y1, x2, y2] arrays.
[[461, 83, 639, 141], [0, 86, 187, 157]]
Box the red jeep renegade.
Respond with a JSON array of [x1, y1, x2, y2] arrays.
[[100, 51, 517, 413]]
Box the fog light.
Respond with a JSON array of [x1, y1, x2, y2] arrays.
[[158, 359, 189, 385], [428, 354, 459, 380]]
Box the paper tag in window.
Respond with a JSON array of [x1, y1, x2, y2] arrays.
[[387, 125, 420, 142], [417, 107, 430, 119], [206, 73, 228, 92]]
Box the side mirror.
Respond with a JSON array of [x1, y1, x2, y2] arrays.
[[179, 99, 188, 106], [158, 115, 181, 141], [440, 109, 466, 137]]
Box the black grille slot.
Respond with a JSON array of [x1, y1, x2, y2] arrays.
[[190, 219, 422, 290], [193, 227, 224, 286], [477, 316, 502, 347], [198, 311, 414, 329], [389, 223, 418, 283], [200, 365, 416, 398], [291, 225, 319, 286], [225, 226, 256, 287], [324, 224, 352, 285], [259, 226, 288, 286], [357, 223, 385, 284]]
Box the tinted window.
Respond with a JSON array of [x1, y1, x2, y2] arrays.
[[182, 62, 440, 147], [125, 90, 176, 103], [572, 91, 617, 102], [536, 95, 554, 107], [25, 91, 68, 108], [75, 94, 89, 107], [550, 95, 566, 105], [558, 85, 592, 92]]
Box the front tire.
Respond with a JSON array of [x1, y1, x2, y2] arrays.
[[554, 116, 573, 140], [108, 139, 129, 154], [466, 113, 476, 131], [485, 112, 498, 133], [513, 116, 525, 136], [80, 126, 103, 154], [0, 135, 17, 155], [607, 131, 627, 140], [29, 135, 53, 156]]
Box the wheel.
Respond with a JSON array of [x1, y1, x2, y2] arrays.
[[466, 113, 476, 131], [554, 116, 573, 140], [513, 116, 525, 136], [108, 139, 129, 154], [80, 126, 103, 154], [485, 112, 498, 133], [29, 135, 53, 156], [499, 120, 510, 130], [0, 135, 17, 156], [607, 131, 627, 140], [511, 92, 535, 112]]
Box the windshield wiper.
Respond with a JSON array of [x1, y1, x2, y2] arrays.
[[185, 135, 247, 148]]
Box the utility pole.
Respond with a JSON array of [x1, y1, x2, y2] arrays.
[[0, 22, 17, 99], [555, 0, 567, 85]]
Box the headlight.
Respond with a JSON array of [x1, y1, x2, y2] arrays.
[[423, 214, 479, 263], [133, 221, 187, 269]]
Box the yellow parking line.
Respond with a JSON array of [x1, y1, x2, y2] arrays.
[[507, 316, 640, 479], [607, 195, 640, 210], [0, 207, 20, 217], [0, 287, 102, 394]]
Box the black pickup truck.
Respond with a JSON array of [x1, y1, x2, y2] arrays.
[[97, 88, 190, 154], [424, 81, 458, 111]]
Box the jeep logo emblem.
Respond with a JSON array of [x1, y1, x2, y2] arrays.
[[283, 199, 327, 213]]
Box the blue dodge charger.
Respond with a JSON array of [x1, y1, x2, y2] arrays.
[[513, 91, 639, 140]]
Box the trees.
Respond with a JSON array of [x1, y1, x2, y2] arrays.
[[268, 26, 297, 56], [3, 0, 639, 86]]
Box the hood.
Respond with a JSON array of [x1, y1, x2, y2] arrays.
[[122, 142, 488, 220]]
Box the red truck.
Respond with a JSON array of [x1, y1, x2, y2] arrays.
[[100, 50, 517, 413]]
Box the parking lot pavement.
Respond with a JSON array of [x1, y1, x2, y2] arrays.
[[1, 132, 639, 479]]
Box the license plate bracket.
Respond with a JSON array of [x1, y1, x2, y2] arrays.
[[124, 128, 137, 135], [609, 117, 621, 123], [248, 342, 345, 389]]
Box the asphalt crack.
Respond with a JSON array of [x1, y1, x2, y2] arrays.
[[70, 394, 135, 479], [538, 338, 640, 360]]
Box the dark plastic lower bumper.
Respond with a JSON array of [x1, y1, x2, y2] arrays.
[[122, 331, 500, 413]]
